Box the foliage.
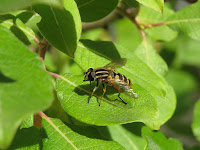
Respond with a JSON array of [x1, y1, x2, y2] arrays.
[[0, 0, 200, 149]]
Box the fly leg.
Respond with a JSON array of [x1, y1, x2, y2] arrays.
[[118, 90, 127, 105], [99, 83, 106, 107], [88, 79, 99, 104]]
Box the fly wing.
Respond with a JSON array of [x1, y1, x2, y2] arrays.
[[104, 58, 127, 69], [110, 79, 138, 99]]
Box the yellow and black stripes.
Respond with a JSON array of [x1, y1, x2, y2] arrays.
[[95, 68, 109, 79]]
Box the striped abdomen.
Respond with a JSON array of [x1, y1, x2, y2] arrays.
[[111, 71, 132, 87]]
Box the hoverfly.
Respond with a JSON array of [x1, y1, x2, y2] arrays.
[[83, 58, 138, 106]]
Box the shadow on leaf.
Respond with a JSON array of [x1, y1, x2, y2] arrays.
[[74, 82, 134, 108], [80, 40, 121, 60], [0, 71, 16, 83]]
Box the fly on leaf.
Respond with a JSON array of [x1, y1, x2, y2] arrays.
[[83, 58, 138, 106]]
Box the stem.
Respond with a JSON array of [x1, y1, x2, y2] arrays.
[[39, 39, 48, 61], [34, 114, 42, 128]]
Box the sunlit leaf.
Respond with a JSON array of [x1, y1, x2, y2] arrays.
[[42, 117, 125, 149], [0, 0, 61, 13], [167, 1, 200, 41], [115, 18, 142, 52], [134, 42, 176, 126], [136, 5, 177, 42], [0, 25, 53, 149], [136, 0, 164, 13], [134, 42, 168, 77]]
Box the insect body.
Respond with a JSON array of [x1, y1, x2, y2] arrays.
[[83, 58, 138, 106]]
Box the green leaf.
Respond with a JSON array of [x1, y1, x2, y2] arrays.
[[107, 125, 146, 150], [134, 42, 176, 125], [56, 74, 159, 129], [8, 127, 42, 150], [142, 126, 184, 150], [0, 12, 37, 45], [136, 5, 177, 42], [55, 40, 170, 129], [42, 117, 125, 149], [165, 34, 200, 67], [124, 0, 139, 7], [0, 25, 53, 149], [0, 0, 61, 13], [134, 42, 168, 77], [33, 0, 81, 57], [192, 100, 200, 142], [136, 0, 164, 13], [77, 40, 166, 97], [166, 70, 198, 96], [167, 1, 200, 41], [75, 0, 119, 22], [155, 82, 176, 125], [20, 116, 34, 129], [115, 18, 142, 52]]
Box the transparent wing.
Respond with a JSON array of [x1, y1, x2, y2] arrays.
[[108, 78, 138, 99], [104, 58, 127, 69]]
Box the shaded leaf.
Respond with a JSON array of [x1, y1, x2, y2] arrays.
[[167, 1, 200, 41], [41, 117, 125, 149], [136, 0, 164, 13], [192, 100, 200, 142], [124, 0, 139, 7], [164, 34, 200, 67], [75, 0, 119, 22], [142, 126, 184, 150], [166, 70, 198, 96], [8, 127, 42, 150], [107, 125, 146, 150], [33, 0, 81, 57], [0, 25, 53, 149]]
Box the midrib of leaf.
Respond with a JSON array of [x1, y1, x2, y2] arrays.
[[143, 39, 150, 66], [59, 75, 127, 108], [0, 20, 35, 41], [44, 117, 79, 150], [49, 3, 70, 54], [114, 125, 139, 150], [166, 18, 200, 24], [78, 0, 95, 8]]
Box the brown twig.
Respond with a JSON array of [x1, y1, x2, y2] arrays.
[[34, 114, 42, 128], [39, 39, 48, 61]]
